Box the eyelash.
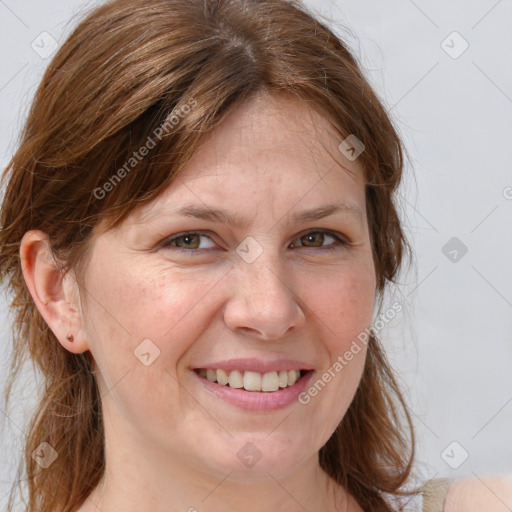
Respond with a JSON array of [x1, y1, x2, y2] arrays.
[[160, 229, 349, 256]]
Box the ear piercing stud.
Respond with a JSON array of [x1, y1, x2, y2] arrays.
[[66, 334, 74, 342]]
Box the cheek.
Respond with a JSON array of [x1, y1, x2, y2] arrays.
[[82, 262, 221, 430], [306, 263, 374, 394], [87, 259, 212, 337], [307, 263, 376, 346], [293, 266, 374, 446], [82, 258, 219, 390]]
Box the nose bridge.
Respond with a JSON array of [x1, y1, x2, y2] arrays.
[[224, 244, 305, 339], [245, 254, 289, 302], [236, 232, 285, 288]]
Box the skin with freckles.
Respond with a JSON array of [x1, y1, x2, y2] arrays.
[[20, 91, 375, 512]]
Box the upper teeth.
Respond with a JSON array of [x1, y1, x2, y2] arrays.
[[198, 369, 302, 392]]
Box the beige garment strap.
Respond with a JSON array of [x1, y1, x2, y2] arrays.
[[421, 478, 453, 512]]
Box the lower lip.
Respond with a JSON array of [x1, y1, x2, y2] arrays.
[[193, 370, 314, 411]]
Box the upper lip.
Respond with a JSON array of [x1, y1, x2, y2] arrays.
[[193, 358, 314, 374]]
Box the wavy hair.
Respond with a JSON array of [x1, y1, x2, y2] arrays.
[[0, 0, 417, 510]]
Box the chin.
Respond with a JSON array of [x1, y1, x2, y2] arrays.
[[199, 436, 310, 482]]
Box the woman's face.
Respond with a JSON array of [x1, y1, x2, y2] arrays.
[[73, 92, 376, 481]]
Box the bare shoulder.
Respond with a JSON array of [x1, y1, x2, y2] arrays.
[[444, 474, 512, 512]]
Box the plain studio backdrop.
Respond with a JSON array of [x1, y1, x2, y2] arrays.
[[0, 0, 511, 506]]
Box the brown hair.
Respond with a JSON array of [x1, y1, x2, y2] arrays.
[[0, 0, 418, 510]]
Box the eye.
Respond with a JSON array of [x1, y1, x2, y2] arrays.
[[162, 231, 216, 253], [290, 230, 347, 251], [160, 229, 348, 256]]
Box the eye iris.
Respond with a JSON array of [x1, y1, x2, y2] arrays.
[[302, 232, 324, 247], [178, 234, 200, 249]]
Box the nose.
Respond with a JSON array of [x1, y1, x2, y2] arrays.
[[223, 258, 306, 341]]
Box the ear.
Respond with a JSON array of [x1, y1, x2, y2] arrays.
[[19, 230, 90, 354]]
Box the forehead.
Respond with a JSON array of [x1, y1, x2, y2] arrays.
[[182, 91, 363, 180], [131, 91, 367, 227]]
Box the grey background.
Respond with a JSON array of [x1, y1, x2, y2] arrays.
[[1, 0, 511, 507]]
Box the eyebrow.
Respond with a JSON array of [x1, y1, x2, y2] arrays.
[[137, 201, 364, 228]]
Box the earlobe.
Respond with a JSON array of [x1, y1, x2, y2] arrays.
[[19, 230, 89, 355]]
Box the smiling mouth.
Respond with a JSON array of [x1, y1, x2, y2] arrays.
[[194, 368, 310, 392]]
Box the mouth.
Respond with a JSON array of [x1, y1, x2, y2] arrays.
[[194, 368, 310, 392], [191, 365, 315, 411]]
